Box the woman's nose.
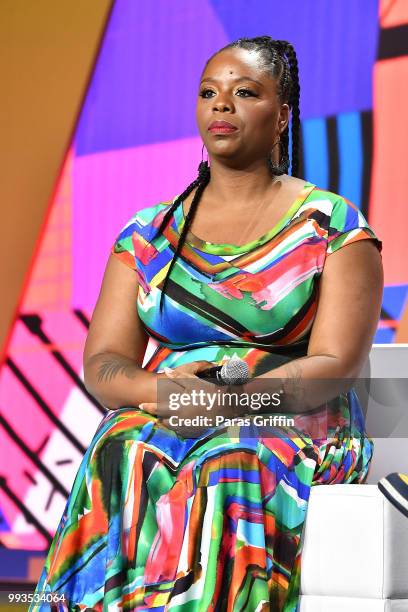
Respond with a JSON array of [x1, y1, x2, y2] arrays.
[[213, 96, 234, 112]]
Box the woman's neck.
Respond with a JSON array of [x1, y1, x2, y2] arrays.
[[203, 159, 285, 206]]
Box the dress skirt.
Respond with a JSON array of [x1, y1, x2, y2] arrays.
[[29, 399, 374, 612]]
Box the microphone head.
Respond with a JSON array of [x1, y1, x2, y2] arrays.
[[220, 357, 250, 385]]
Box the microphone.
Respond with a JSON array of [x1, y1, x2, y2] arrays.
[[196, 357, 250, 386]]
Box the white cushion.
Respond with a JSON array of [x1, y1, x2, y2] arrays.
[[300, 484, 408, 599]]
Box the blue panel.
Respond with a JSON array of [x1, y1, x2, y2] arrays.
[[0, 548, 45, 578], [209, 0, 379, 118], [375, 285, 408, 344], [337, 112, 363, 208], [374, 328, 395, 344], [302, 118, 329, 188], [0, 504, 10, 532], [382, 285, 408, 320]]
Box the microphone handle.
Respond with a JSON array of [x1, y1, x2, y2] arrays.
[[196, 366, 226, 384]]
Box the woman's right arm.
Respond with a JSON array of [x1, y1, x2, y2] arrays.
[[83, 253, 166, 410]]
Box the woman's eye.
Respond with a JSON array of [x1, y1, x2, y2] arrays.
[[199, 89, 215, 98], [199, 88, 257, 98], [236, 88, 256, 97]]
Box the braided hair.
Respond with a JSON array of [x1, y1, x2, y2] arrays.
[[150, 36, 301, 315]]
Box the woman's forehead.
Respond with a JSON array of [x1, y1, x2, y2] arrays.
[[201, 48, 275, 88], [204, 48, 263, 75]]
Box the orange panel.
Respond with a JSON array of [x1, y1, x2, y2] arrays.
[[369, 56, 408, 284], [380, 0, 408, 27]]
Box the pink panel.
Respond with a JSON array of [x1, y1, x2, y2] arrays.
[[72, 137, 203, 309]]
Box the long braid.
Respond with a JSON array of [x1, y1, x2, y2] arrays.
[[149, 35, 301, 314], [269, 39, 291, 175], [149, 161, 211, 314], [283, 42, 301, 177]]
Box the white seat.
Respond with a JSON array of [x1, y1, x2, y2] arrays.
[[299, 345, 408, 610], [299, 484, 408, 610]]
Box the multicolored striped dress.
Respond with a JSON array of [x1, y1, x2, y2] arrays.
[[30, 181, 383, 611]]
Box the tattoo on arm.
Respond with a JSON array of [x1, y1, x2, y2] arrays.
[[282, 360, 306, 409], [96, 356, 139, 384]]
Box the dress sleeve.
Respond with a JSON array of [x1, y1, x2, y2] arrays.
[[110, 212, 153, 295], [326, 196, 383, 256], [110, 213, 141, 271]]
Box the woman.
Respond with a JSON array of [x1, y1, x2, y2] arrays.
[[30, 36, 383, 611]]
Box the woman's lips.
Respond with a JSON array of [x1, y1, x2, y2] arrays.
[[208, 126, 238, 133]]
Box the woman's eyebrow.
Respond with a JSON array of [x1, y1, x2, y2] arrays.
[[200, 75, 263, 87]]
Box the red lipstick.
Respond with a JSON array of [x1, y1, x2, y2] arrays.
[[208, 120, 238, 133]]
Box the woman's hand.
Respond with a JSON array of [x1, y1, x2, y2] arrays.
[[139, 360, 237, 434], [139, 360, 217, 416]]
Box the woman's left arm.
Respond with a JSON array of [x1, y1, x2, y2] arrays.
[[241, 239, 384, 412]]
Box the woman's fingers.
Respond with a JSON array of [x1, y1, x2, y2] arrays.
[[161, 361, 220, 401], [138, 402, 169, 418], [161, 369, 185, 388], [160, 361, 233, 420], [193, 360, 219, 373], [164, 361, 217, 377], [165, 367, 216, 396]]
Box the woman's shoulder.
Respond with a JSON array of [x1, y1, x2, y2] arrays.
[[111, 198, 176, 270], [299, 183, 368, 225], [305, 183, 354, 210], [112, 198, 176, 248], [306, 185, 365, 224], [296, 181, 382, 253], [125, 199, 174, 226], [114, 198, 175, 239], [285, 175, 352, 213]]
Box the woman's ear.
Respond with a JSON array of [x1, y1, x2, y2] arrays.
[[278, 103, 290, 134]]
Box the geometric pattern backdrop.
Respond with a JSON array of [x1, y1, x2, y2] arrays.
[[0, 0, 407, 564]]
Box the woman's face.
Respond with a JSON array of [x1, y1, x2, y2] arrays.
[[196, 47, 289, 167]]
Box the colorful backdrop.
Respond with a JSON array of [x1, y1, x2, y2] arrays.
[[1, 0, 407, 577]]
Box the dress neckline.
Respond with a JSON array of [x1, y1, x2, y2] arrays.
[[172, 181, 317, 255]]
